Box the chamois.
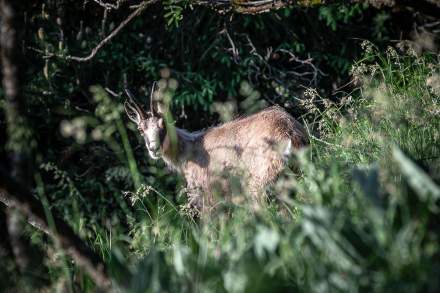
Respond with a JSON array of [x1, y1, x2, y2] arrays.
[[124, 88, 308, 213]]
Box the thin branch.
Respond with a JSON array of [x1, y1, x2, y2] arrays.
[[67, 0, 157, 62], [91, 0, 126, 10], [0, 192, 50, 234], [220, 27, 240, 63], [240, 34, 325, 92], [0, 168, 112, 288], [105, 87, 120, 97], [310, 134, 343, 148], [195, 0, 295, 14], [38, 0, 329, 63], [100, 7, 109, 38]]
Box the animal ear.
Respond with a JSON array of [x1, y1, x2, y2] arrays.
[[124, 101, 141, 124]]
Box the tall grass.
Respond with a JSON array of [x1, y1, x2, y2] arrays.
[[18, 46, 440, 292]]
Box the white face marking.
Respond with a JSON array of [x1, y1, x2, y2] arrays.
[[139, 117, 163, 160]]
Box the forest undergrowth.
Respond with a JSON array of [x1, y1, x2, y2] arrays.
[[3, 42, 438, 292], [1, 2, 440, 291]]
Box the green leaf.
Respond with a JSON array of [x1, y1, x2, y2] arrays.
[[254, 225, 280, 259], [392, 145, 440, 212]]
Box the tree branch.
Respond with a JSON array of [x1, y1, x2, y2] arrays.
[[39, 0, 440, 63], [196, 0, 295, 14], [1, 0, 32, 273], [0, 192, 50, 234], [67, 0, 157, 62], [92, 0, 127, 10], [0, 168, 112, 288], [46, 0, 318, 63]]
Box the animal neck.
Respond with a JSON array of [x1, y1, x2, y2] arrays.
[[160, 126, 202, 171]]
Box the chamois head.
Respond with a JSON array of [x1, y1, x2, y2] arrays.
[[124, 86, 164, 160]]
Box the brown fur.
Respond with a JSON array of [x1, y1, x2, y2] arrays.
[[158, 106, 308, 212]]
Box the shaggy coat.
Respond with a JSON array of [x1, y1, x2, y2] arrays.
[[157, 106, 308, 211]]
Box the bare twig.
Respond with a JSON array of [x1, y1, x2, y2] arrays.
[[310, 134, 343, 148], [100, 7, 109, 38], [105, 87, 120, 97], [37, 0, 328, 64], [92, 0, 126, 10], [67, 0, 157, 62], [241, 34, 325, 92], [0, 168, 112, 288], [278, 48, 327, 84], [220, 28, 240, 63], [0, 192, 50, 234], [195, 0, 295, 14]]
